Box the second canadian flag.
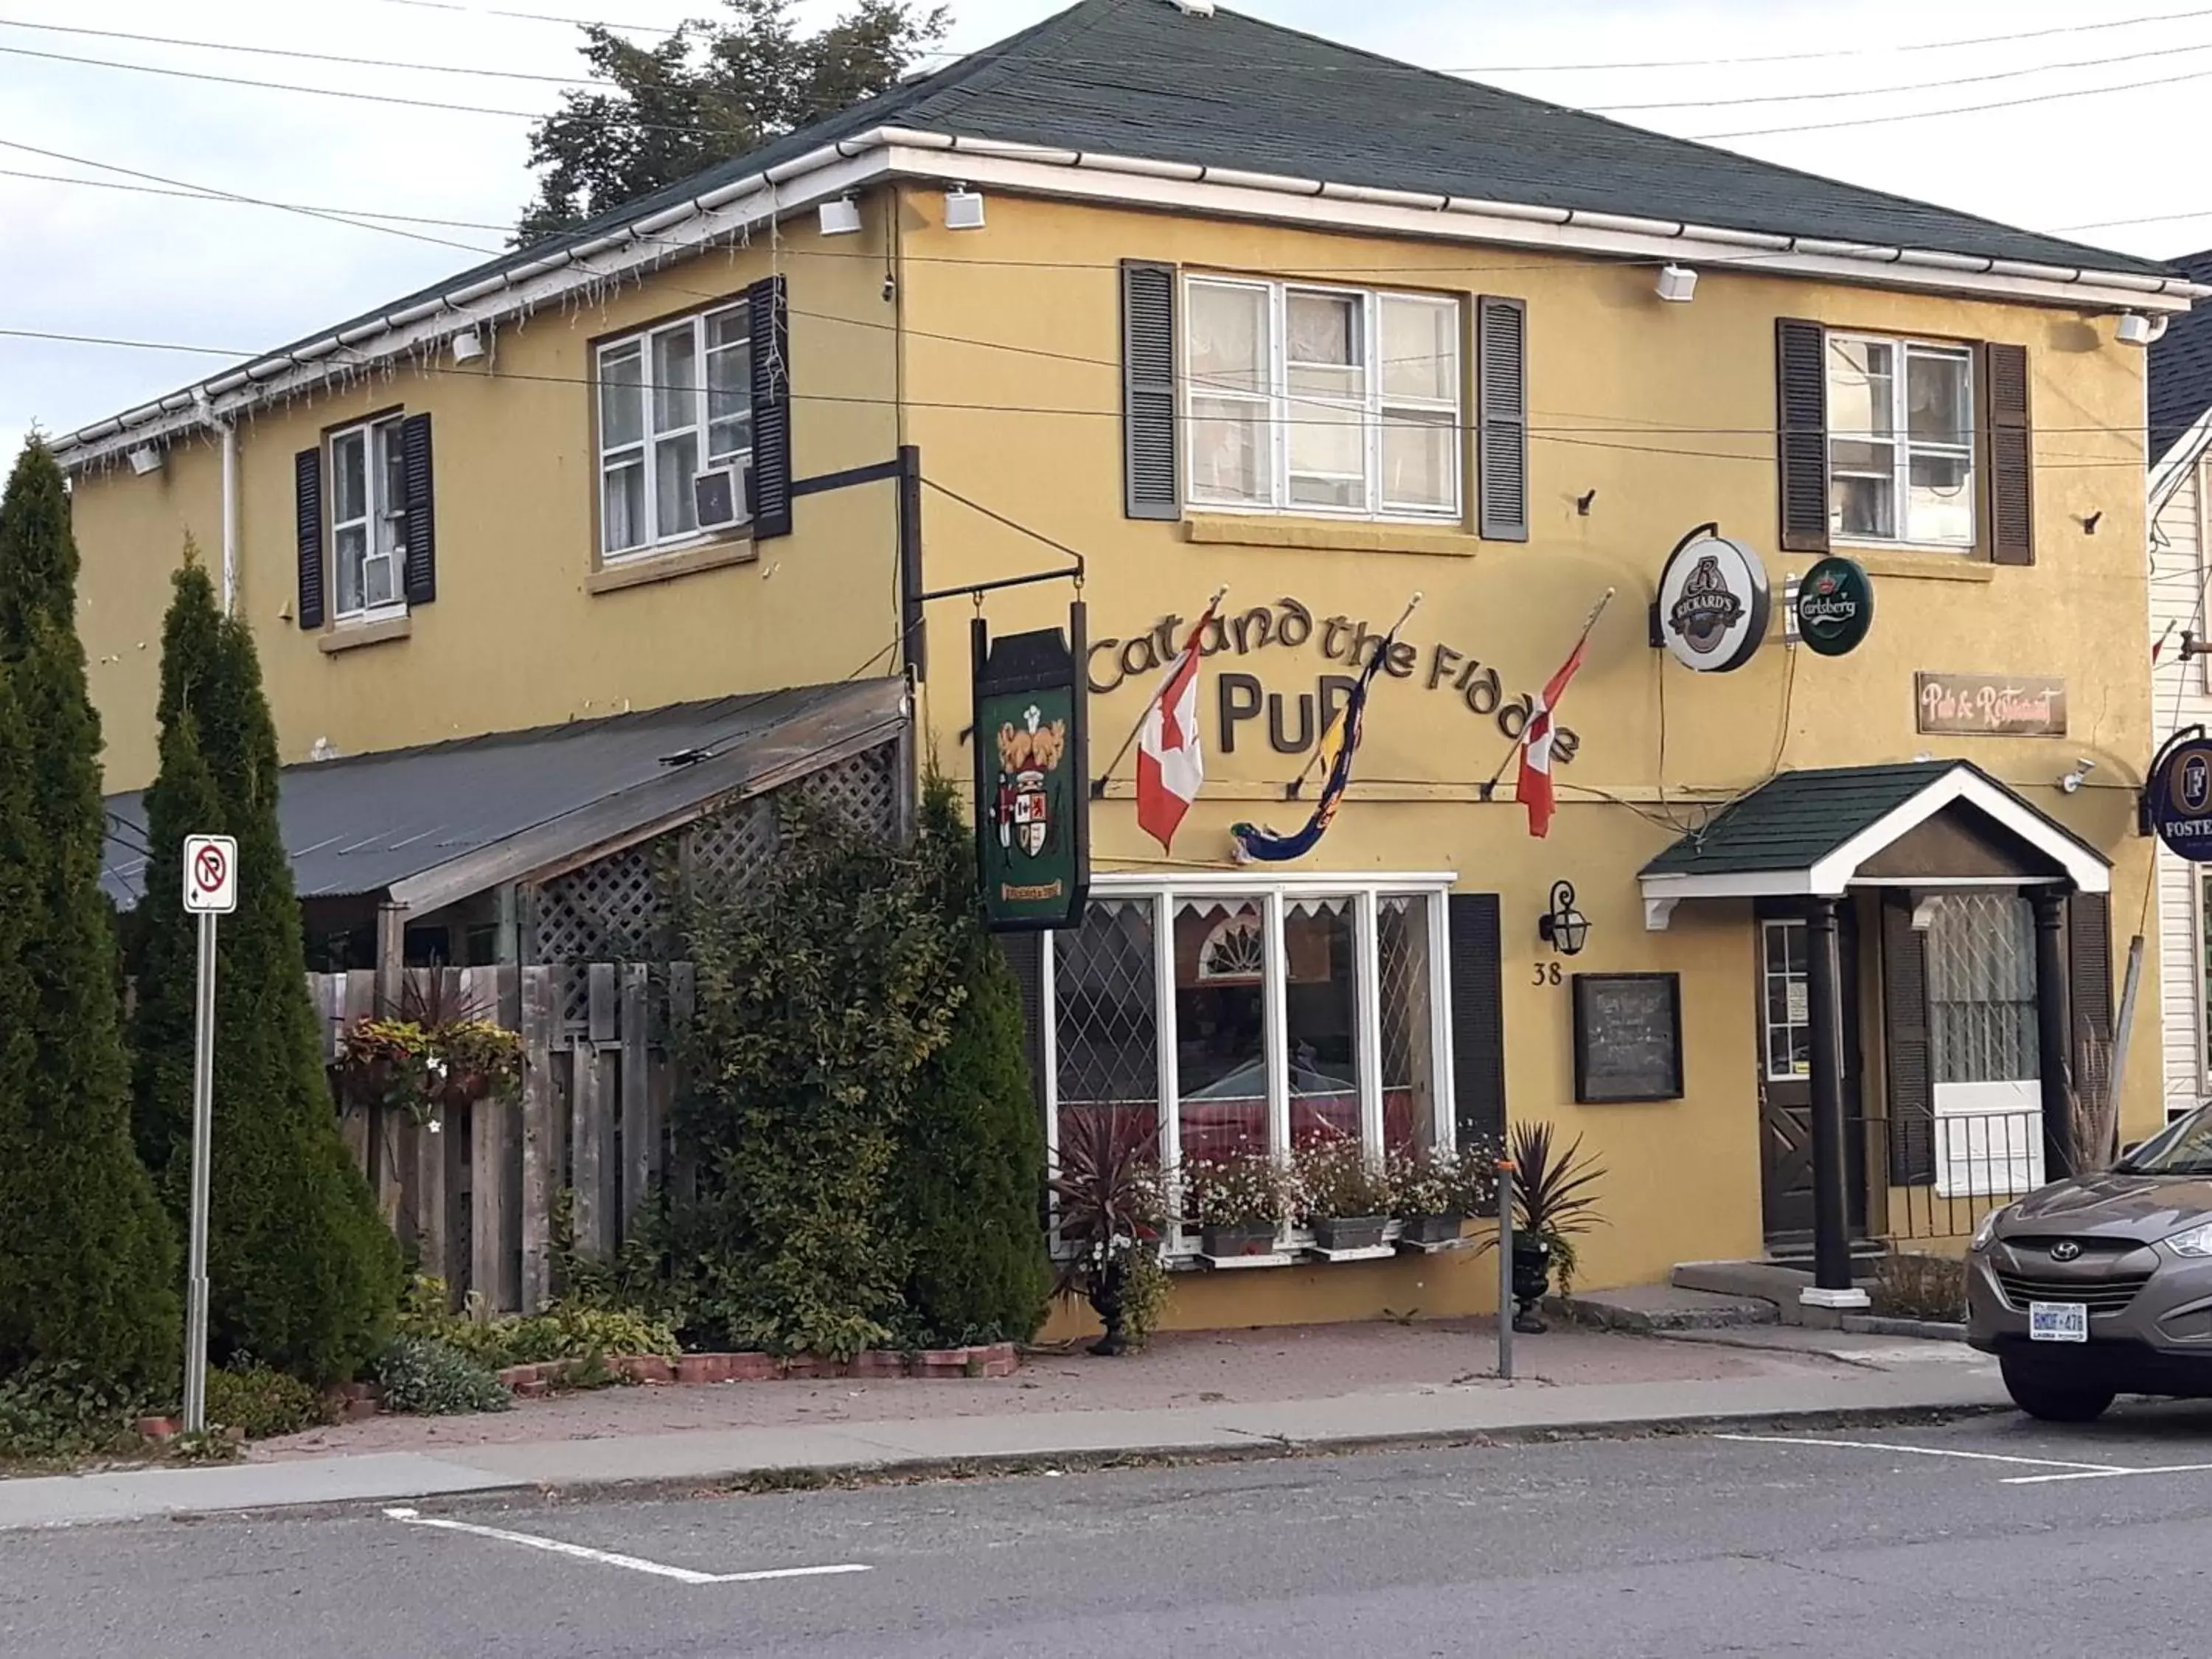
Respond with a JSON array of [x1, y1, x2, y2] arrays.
[[1135, 594, 1225, 853]]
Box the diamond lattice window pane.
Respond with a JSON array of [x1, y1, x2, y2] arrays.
[[1378, 895, 1439, 1152], [1926, 894, 2037, 1084], [1054, 899, 1160, 1146]]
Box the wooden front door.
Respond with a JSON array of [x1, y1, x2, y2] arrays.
[[1756, 910, 1868, 1243]]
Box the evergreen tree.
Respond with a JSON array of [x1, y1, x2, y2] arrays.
[[130, 560, 399, 1382], [894, 779, 1051, 1344], [0, 440, 178, 1386]]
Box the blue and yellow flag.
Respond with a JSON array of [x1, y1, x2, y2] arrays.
[[1229, 613, 1402, 864]]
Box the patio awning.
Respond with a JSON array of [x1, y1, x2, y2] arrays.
[[102, 676, 907, 914], [1638, 761, 2109, 930]]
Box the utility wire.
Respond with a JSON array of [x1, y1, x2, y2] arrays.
[[1697, 59, 2212, 139], [0, 16, 621, 86]]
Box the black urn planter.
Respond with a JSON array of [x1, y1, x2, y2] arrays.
[[1085, 1259, 1129, 1357], [1201, 1222, 1279, 1259], [1399, 1212, 1465, 1247], [1510, 1237, 1554, 1334], [1311, 1215, 1390, 1253]]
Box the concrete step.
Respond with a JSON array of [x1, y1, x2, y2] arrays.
[[1554, 1282, 1781, 1332], [1672, 1259, 1882, 1329]]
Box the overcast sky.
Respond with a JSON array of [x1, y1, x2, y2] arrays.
[[4, 0, 2208, 467]]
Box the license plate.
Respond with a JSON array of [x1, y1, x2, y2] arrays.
[[2029, 1301, 2089, 1343]]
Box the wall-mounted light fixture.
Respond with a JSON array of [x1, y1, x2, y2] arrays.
[[450, 327, 484, 365], [818, 194, 863, 236], [127, 445, 163, 476], [1655, 264, 1698, 303], [944, 184, 986, 230], [1537, 880, 1590, 956]]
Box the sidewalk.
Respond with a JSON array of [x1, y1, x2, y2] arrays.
[[0, 1319, 2007, 1531]]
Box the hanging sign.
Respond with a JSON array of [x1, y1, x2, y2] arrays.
[[973, 608, 1090, 932], [1793, 556, 1874, 657], [2149, 730, 2212, 862], [1654, 529, 1770, 672]]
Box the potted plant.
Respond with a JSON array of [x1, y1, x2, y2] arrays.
[[1180, 1148, 1288, 1259], [1501, 1120, 1607, 1332], [1048, 1108, 1167, 1357], [1296, 1135, 1394, 1252], [1390, 1141, 1498, 1245]]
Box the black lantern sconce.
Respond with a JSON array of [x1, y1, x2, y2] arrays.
[[1537, 880, 1590, 956]]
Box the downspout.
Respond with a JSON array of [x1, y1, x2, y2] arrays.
[[195, 394, 238, 615]]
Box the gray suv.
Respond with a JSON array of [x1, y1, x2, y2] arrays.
[[1967, 1104, 2212, 1421]]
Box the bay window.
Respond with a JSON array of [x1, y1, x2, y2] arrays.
[[1046, 877, 1458, 1253], [1826, 333, 1975, 549], [1185, 276, 1461, 521], [597, 303, 753, 557]]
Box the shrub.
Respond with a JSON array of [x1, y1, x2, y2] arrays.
[[398, 1275, 678, 1369], [206, 1363, 332, 1440], [1871, 1251, 1966, 1321], [372, 1337, 513, 1416], [0, 1361, 150, 1463]]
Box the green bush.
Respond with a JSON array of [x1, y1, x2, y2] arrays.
[[0, 439, 179, 1390], [0, 1361, 150, 1463], [206, 1363, 332, 1440], [891, 782, 1051, 1348], [372, 1337, 514, 1416], [397, 1275, 677, 1369], [129, 562, 399, 1383]]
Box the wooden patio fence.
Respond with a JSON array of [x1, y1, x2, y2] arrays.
[[308, 963, 693, 1315]]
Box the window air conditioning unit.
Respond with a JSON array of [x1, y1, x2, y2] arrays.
[[694, 459, 751, 530]]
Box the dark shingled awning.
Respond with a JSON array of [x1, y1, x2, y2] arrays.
[[1638, 762, 2108, 922], [102, 677, 905, 913]]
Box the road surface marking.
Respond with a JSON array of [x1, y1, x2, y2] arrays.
[[2001, 1461, 2212, 1486], [382, 1507, 872, 1585], [1711, 1434, 2124, 1473]]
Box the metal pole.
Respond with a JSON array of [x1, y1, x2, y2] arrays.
[[182, 908, 218, 1435], [2032, 888, 2073, 1181], [2106, 933, 2146, 1142], [1804, 897, 1854, 1298], [1496, 1159, 1516, 1381]]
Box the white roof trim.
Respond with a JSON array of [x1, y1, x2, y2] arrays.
[[2152, 403, 2212, 514], [1638, 765, 2110, 925], [54, 125, 2208, 469]]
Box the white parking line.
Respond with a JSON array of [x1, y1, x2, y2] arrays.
[[2001, 1461, 2212, 1486], [383, 1507, 873, 1585], [1711, 1433, 2126, 1473]]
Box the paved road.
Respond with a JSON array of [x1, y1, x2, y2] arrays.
[[10, 1402, 2212, 1657]]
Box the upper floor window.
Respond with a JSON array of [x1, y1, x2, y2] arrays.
[[597, 304, 751, 558], [1827, 334, 1975, 548], [1184, 277, 1460, 521], [329, 415, 406, 621]]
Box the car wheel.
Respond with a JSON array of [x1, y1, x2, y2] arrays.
[[2000, 1356, 2116, 1423]]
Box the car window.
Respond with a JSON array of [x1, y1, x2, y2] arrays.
[[2118, 1106, 2212, 1175]]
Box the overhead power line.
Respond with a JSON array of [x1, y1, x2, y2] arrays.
[[0, 17, 619, 86], [1697, 58, 2212, 139]]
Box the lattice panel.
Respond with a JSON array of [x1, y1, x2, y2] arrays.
[[535, 847, 667, 1024], [686, 796, 778, 900], [1053, 899, 1159, 1113], [795, 744, 899, 835]]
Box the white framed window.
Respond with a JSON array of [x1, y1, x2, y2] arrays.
[[1826, 333, 1975, 549], [596, 303, 751, 558], [329, 416, 407, 622], [1184, 276, 1461, 522], [1761, 919, 1811, 1081], [1045, 874, 1457, 1256]]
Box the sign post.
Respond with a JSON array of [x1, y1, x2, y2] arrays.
[[180, 833, 237, 1435]]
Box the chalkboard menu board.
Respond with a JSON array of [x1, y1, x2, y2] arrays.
[[1572, 973, 1683, 1104]]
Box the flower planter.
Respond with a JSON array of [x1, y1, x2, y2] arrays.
[[1510, 1236, 1554, 1334], [1310, 1215, 1390, 1253], [1399, 1212, 1465, 1246], [1201, 1222, 1279, 1258]]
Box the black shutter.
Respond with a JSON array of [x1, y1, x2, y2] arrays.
[[2067, 891, 2114, 1047], [1121, 260, 1178, 520], [399, 412, 437, 605], [747, 275, 792, 539], [1985, 341, 2034, 566], [1476, 296, 1527, 542], [1448, 893, 1506, 1183], [294, 445, 324, 630], [1882, 893, 1935, 1186], [1776, 318, 1829, 554]]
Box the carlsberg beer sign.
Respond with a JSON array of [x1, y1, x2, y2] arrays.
[[1792, 557, 1875, 658]]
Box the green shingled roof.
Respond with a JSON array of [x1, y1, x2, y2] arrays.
[[1640, 762, 2054, 878]]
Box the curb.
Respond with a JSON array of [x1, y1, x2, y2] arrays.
[[1838, 1315, 1966, 1342]]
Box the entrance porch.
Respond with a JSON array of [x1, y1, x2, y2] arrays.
[[1641, 762, 2114, 1307]]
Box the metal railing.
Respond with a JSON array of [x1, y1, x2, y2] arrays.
[[1867, 1107, 2045, 1243]]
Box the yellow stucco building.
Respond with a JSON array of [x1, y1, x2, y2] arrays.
[[58, 0, 2210, 1326]]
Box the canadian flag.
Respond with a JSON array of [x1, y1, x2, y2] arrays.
[[1136, 600, 1222, 852], [1517, 635, 1590, 840]]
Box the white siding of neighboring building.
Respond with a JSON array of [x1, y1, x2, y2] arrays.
[[2153, 454, 2211, 1122]]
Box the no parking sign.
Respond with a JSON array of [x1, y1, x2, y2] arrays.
[[183, 834, 237, 914]]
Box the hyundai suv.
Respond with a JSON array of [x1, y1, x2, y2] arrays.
[[1966, 1104, 2212, 1421]]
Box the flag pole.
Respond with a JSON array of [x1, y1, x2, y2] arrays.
[[1481, 586, 1615, 800], [1090, 585, 1228, 798], [1280, 590, 1425, 799]]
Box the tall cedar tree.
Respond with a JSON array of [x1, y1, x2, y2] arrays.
[[131, 562, 398, 1382], [894, 779, 1050, 1343], [517, 0, 947, 243], [0, 441, 178, 1386]]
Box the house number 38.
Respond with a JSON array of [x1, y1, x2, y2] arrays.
[[1531, 962, 1563, 987]]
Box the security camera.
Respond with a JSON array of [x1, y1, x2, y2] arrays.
[[2060, 757, 2097, 794]]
